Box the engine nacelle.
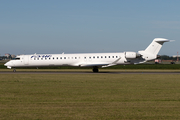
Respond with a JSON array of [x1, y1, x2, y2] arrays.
[[125, 52, 139, 59]]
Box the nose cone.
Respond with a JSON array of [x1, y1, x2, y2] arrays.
[[4, 62, 9, 66], [4, 61, 12, 69]]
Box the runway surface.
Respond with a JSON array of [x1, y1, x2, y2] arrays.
[[1, 71, 180, 74]]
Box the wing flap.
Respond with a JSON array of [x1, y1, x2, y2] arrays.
[[79, 63, 109, 67]]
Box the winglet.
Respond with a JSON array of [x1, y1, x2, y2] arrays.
[[169, 40, 175, 42]]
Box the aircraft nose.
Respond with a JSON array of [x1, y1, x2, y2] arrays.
[[4, 62, 9, 66], [4, 61, 12, 68]]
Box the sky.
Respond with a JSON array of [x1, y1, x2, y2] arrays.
[[0, 0, 179, 56]]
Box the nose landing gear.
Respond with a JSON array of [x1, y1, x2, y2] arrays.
[[13, 68, 16, 72]]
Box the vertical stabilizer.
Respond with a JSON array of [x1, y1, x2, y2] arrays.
[[138, 38, 171, 61], [144, 38, 170, 55]]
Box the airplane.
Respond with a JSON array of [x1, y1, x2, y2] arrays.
[[4, 38, 173, 72]]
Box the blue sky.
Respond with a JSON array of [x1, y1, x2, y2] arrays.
[[0, 0, 179, 56]]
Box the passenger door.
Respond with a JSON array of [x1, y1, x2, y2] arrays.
[[23, 55, 29, 65]]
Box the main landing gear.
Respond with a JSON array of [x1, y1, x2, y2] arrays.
[[92, 67, 99, 72]]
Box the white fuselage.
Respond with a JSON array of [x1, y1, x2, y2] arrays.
[[4, 38, 172, 72], [5, 52, 135, 68]]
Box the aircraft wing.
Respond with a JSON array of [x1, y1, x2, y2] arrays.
[[78, 57, 121, 68], [79, 63, 109, 67]]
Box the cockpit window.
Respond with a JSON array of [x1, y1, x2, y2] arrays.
[[15, 58, 20, 60]]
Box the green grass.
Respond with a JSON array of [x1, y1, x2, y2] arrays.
[[1, 73, 180, 119]]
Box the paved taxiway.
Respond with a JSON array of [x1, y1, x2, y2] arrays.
[[0, 71, 180, 74]]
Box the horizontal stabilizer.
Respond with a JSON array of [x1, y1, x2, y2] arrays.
[[154, 38, 170, 44]]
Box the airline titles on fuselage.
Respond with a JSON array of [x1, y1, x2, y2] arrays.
[[31, 55, 52, 59]]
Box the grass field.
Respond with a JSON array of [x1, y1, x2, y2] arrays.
[[1, 73, 180, 119]]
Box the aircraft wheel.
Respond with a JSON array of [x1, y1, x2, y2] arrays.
[[13, 69, 16, 72], [93, 67, 99, 72]]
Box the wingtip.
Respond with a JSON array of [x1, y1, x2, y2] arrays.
[[169, 40, 175, 42]]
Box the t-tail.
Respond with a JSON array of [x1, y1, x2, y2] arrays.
[[138, 38, 172, 62]]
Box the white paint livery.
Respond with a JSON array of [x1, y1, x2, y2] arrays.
[[4, 38, 172, 72]]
